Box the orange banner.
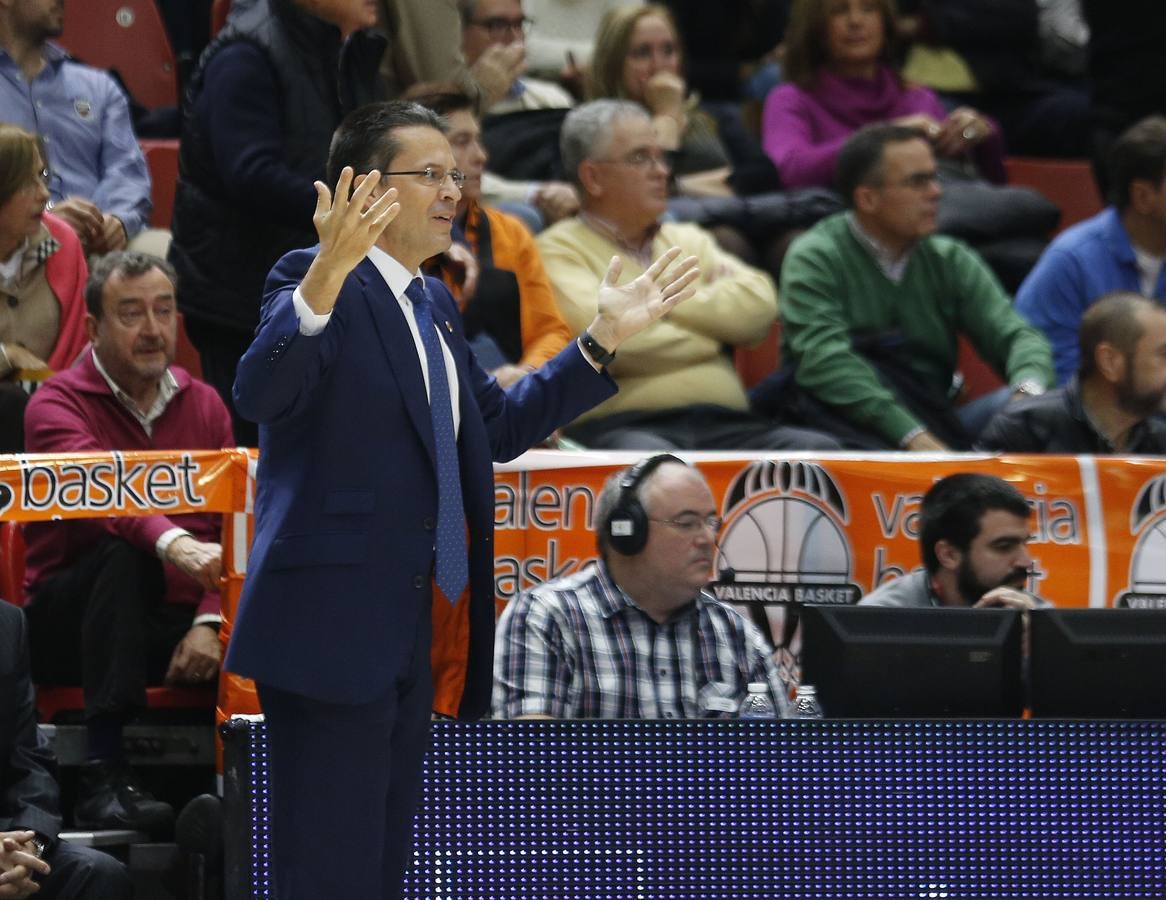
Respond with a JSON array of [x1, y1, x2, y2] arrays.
[[6, 448, 1166, 732]]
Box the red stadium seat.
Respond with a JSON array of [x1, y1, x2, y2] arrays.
[[734, 322, 782, 390], [1005, 157, 1105, 235], [0, 521, 26, 608], [140, 139, 179, 230], [57, 0, 179, 110]]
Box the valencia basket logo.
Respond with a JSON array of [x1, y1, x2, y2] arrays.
[[711, 460, 861, 607], [1117, 474, 1166, 609]]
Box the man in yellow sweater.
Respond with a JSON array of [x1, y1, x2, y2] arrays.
[[538, 99, 838, 450]]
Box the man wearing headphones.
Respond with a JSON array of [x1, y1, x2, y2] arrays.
[[492, 455, 791, 718]]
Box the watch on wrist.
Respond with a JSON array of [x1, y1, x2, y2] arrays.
[[580, 330, 616, 367], [1014, 379, 1045, 397]]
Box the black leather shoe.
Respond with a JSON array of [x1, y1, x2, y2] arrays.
[[74, 759, 176, 835]]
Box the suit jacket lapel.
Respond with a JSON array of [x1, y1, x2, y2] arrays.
[[355, 258, 437, 465]]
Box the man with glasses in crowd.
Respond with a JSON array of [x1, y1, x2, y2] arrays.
[[538, 99, 838, 450], [494, 454, 791, 719], [458, 0, 579, 228], [754, 123, 1053, 451]]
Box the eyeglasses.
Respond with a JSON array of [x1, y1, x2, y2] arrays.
[[467, 15, 534, 40], [650, 515, 722, 535], [381, 165, 467, 190], [592, 149, 671, 171]]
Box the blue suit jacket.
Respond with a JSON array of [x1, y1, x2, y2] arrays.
[[226, 249, 615, 717]]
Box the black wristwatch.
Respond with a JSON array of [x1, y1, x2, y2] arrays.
[[579, 330, 616, 367]]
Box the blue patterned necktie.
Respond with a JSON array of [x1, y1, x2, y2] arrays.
[[406, 278, 468, 603]]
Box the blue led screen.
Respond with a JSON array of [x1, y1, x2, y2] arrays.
[[225, 719, 1166, 899]]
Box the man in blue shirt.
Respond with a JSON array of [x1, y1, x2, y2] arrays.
[[0, 0, 151, 254], [1016, 115, 1166, 383]]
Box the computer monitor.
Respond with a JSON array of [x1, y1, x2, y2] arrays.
[[800, 605, 1023, 718], [1028, 609, 1166, 718]]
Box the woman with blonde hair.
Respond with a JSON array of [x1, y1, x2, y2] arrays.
[[0, 123, 89, 449], [590, 3, 777, 198]]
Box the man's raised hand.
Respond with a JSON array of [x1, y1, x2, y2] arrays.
[[301, 168, 400, 315], [587, 247, 699, 351]]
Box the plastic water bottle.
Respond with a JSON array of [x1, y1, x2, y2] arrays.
[[739, 682, 777, 719], [792, 684, 825, 719]]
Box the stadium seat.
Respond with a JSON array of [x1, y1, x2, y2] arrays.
[[0, 520, 25, 608], [734, 322, 781, 390], [0, 521, 214, 723], [57, 0, 179, 110], [140, 139, 179, 230], [1005, 157, 1105, 235]]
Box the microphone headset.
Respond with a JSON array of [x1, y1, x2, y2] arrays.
[[603, 453, 686, 556]]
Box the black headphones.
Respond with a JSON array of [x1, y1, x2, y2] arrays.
[[604, 453, 686, 556]]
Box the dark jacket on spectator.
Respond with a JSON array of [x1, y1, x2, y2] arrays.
[[977, 378, 1166, 454], [169, 0, 385, 335]]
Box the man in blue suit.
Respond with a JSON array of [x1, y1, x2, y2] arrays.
[[226, 101, 699, 900]]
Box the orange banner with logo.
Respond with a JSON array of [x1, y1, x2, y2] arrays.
[[6, 449, 1166, 736]]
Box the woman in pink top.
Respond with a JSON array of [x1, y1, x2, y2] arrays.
[[762, 0, 1005, 189]]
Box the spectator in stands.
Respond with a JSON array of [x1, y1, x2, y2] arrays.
[[860, 473, 1049, 609], [169, 0, 385, 446], [462, 0, 574, 114], [590, 4, 781, 199], [539, 100, 838, 450], [980, 293, 1166, 454], [21, 252, 232, 834], [0, 601, 134, 899], [493, 454, 791, 718], [757, 124, 1053, 450], [413, 88, 572, 387], [457, 0, 580, 227], [1015, 116, 1166, 385], [0, 124, 88, 452], [377, 0, 525, 109], [0, 0, 152, 255], [761, 0, 1004, 190]]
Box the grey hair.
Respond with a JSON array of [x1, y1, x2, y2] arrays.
[[85, 251, 176, 318], [560, 99, 650, 189]]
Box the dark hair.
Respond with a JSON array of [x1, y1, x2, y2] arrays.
[[402, 83, 478, 119], [1108, 116, 1166, 210], [783, 0, 900, 88], [919, 474, 1030, 574], [326, 101, 448, 187], [85, 251, 176, 318], [1078, 291, 1158, 379], [835, 123, 924, 206]]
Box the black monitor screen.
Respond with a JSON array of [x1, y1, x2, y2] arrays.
[[800, 605, 1023, 717], [1029, 609, 1166, 718]]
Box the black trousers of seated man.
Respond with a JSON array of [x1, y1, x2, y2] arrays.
[[34, 839, 134, 900], [24, 538, 196, 723]]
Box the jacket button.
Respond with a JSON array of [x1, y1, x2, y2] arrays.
[[413, 575, 425, 589], [423, 517, 435, 530]]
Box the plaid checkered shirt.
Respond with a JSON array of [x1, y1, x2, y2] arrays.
[[492, 561, 792, 719]]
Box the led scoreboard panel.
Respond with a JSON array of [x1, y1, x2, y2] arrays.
[[223, 718, 1166, 899]]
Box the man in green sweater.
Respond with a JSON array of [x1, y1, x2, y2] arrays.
[[769, 124, 1053, 451]]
